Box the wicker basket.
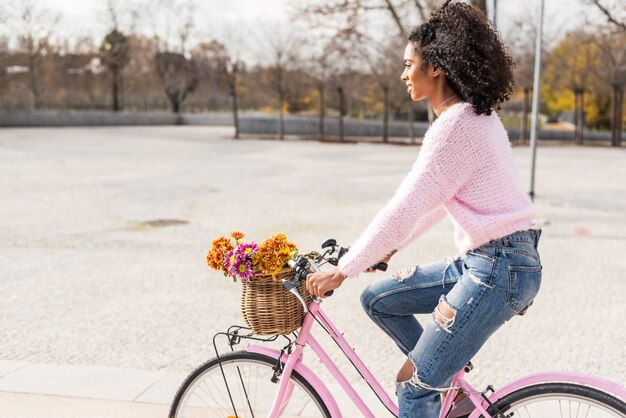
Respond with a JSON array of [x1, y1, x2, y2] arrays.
[[240, 268, 313, 335]]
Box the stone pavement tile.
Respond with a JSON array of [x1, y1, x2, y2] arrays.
[[0, 392, 168, 418], [0, 363, 166, 402], [133, 370, 188, 403], [0, 361, 30, 379]]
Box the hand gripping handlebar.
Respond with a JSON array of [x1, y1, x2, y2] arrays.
[[284, 240, 388, 308]]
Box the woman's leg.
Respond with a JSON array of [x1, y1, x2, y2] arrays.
[[394, 246, 540, 418], [360, 256, 465, 356]]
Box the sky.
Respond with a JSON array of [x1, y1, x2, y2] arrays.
[[26, 0, 291, 46], [2, 0, 615, 57]]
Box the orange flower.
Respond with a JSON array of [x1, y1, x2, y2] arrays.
[[254, 233, 298, 278], [206, 236, 234, 274], [230, 230, 245, 243]]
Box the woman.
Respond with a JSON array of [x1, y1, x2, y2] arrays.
[[306, 1, 542, 416]]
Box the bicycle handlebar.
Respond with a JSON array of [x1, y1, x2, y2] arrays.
[[286, 241, 388, 298]]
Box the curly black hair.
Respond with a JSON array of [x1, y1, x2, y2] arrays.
[[408, 0, 514, 115]]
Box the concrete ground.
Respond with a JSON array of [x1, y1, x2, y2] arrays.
[[0, 126, 624, 417]]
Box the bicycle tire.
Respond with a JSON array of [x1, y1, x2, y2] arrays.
[[169, 350, 331, 418], [482, 382, 626, 417]]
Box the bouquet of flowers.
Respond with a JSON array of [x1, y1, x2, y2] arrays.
[[206, 231, 298, 282]]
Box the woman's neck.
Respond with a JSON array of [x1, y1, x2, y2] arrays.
[[430, 87, 461, 117]]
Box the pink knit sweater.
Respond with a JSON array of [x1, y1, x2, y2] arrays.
[[338, 102, 535, 277]]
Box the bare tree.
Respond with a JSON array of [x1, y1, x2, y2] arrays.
[[99, 29, 130, 111], [149, 0, 198, 114], [594, 29, 626, 146], [14, 0, 59, 109], [298, 36, 333, 140], [362, 37, 405, 143], [295, 0, 441, 39], [145, 0, 196, 54], [0, 36, 8, 105], [193, 40, 244, 138], [507, 7, 538, 145], [257, 26, 299, 140], [307, 36, 354, 141], [98, 0, 134, 112], [294, 1, 439, 140], [155, 52, 198, 114]]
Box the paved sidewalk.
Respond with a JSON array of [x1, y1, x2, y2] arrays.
[[0, 360, 391, 417], [0, 126, 624, 416], [0, 393, 167, 418]]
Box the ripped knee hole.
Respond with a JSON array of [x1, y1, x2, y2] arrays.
[[434, 298, 456, 326], [396, 358, 415, 382], [393, 265, 416, 281]]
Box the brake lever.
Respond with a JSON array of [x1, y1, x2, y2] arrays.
[[282, 279, 309, 313]]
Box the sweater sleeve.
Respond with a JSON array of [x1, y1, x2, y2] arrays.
[[396, 205, 447, 250], [338, 114, 475, 277]]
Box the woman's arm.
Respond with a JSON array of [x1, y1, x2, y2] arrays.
[[396, 205, 447, 250], [337, 115, 474, 277]]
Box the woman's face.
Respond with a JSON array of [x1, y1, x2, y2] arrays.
[[401, 43, 436, 102]]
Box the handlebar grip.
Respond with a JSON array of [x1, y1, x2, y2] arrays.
[[324, 290, 334, 297], [373, 262, 388, 271]]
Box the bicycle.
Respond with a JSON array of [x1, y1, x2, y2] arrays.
[[170, 239, 626, 418]]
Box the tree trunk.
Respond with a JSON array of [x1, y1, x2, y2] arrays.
[[231, 80, 240, 140], [112, 68, 120, 112], [230, 63, 239, 139], [383, 86, 389, 143], [611, 85, 623, 147], [167, 91, 180, 114], [318, 84, 325, 140], [408, 99, 415, 143], [278, 90, 285, 140], [338, 86, 345, 143], [574, 89, 584, 145], [28, 44, 41, 110], [520, 88, 530, 145]]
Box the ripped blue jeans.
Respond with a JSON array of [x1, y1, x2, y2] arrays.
[[360, 229, 542, 418]]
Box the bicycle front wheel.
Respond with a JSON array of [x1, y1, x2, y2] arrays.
[[484, 382, 626, 418], [169, 351, 331, 418]]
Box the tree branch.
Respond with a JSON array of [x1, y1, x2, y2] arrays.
[[589, 0, 626, 31], [383, 0, 408, 38], [413, 0, 428, 22]]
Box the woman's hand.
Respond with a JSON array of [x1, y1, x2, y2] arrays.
[[306, 268, 346, 298], [365, 249, 397, 273]]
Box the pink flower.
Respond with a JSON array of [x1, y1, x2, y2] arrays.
[[227, 242, 259, 281]]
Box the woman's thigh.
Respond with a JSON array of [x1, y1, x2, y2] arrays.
[[404, 247, 539, 389], [361, 256, 465, 317]]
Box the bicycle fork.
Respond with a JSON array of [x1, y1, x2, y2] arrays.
[[266, 310, 317, 418]]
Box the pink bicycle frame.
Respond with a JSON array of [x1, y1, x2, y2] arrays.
[[247, 300, 626, 418], [248, 301, 399, 417]]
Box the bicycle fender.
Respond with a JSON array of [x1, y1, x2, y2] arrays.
[[467, 371, 626, 418], [247, 343, 343, 418]]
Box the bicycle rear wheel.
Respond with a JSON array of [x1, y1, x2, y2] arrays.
[[169, 351, 331, 418], [484, 382, 626, 418]]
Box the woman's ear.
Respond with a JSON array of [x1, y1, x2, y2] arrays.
[[432, 66, 442, 78]]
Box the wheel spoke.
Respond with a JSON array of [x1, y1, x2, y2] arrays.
[[170, 352, 329, 418]]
